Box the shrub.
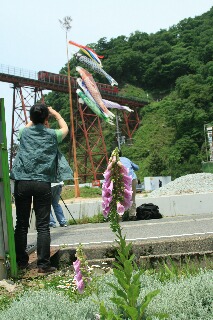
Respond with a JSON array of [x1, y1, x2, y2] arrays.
[[143, 269, 213, 320], [0, 270, 212, 319], [0, 289, 98, 320]]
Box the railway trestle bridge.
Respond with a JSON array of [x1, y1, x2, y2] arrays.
[[0, 64, 147, 182]]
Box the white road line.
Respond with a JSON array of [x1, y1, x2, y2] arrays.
[[49, 231, 213, 247], [28, 217, 213, 236]]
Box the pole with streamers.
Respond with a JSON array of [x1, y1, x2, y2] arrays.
[[59, 16, 80, 197]]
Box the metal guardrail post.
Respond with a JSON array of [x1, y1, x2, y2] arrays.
[[0, 98, 17, 278]]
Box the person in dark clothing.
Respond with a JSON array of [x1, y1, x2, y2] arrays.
[[11, 104, 72, 274]]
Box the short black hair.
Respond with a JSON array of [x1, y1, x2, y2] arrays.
[[30, 103, 49, 124]]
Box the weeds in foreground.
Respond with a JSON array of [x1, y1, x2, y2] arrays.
[[141, 254, 213, 282], [68, 213, 107, 225], [0, 289, 13, 311]]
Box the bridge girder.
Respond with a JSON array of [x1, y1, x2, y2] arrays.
[[0, 68, 146, 182]]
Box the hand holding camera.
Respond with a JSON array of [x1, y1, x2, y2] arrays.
[[48, 107, 62, 121]]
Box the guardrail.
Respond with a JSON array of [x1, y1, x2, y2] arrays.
[[0, 64, 149, 105], [0, 64, 38, 80]]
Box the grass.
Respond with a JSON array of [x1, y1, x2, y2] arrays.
[[62, 186, 102, 200], [61, 185, 148, 202], [68, 213, 107, 225]]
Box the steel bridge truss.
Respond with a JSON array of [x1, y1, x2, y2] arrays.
[[0, 66, 146, 182], [75, 101, 109, 182], [9, 85, 141, 182], [9, 85, 43, 168]]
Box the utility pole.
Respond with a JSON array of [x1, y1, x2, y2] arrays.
[[59, 16, 80, 197]]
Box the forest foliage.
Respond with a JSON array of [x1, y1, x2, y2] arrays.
[[45, 7, 213, 181]]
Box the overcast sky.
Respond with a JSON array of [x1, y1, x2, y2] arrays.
[[1, 0, 212, 140]]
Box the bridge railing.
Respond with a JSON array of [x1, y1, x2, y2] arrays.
[[0, 64, 149, 105], [0, 64, 38, 80]]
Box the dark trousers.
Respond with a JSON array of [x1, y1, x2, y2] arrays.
[[14, 180, 51, 269]]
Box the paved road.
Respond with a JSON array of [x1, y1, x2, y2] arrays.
[[27, 213, 213, 247]]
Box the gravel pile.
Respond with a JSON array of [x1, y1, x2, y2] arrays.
[[148, 173, 213, 197]]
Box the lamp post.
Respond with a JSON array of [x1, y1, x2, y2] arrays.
[[59, 16, 80, 197]]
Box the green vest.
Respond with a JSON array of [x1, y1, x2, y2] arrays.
[[11, 124, 73, 182]]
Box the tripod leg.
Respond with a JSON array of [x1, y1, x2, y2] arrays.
[[60, 196, 77, 224]]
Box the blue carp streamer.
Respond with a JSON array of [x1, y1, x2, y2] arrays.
[[76, 53, 118, 86]]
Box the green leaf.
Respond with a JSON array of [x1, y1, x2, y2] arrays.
[[129, 253, 136, 263], [113, 261, 124, 271], [132, 271, 141, 284], [123, 243, 132, 258], [122, 304, 139, 320], [154, 312, 169, 319], [115, 252, 127, 265], [99, 302, 123, 320], [139, 289, 160, 316], [113, 269, 129, 290], [123, 260, 133, 281], [111, 297, 126, 306], [107, 283, 127, 301], [99, 302, 108, 316], [127, 283, 140, 306], [163, 262, 174, 277]]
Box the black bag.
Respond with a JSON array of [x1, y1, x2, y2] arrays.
[[136, 203, 162, 220]]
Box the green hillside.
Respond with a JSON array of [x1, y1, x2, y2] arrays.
[[45, 6, 213, 181]]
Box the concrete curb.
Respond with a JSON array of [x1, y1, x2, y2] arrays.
[[51, 234, 213, 267]]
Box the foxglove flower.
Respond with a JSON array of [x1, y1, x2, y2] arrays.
[[74, 270, 83, 282], [74, 270, 85, 294], [102, 148, 132, 219], [103, 205, 111, 217], [124, 187, 133, 199], [103, 169, 111, 180], [73, 244, 91, 294], [117, 202, 125, 215], [73, 259, 81, 273], [123, 198, 133, 211], [76, 278, 85, 294]]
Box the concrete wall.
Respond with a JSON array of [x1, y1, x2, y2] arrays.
[[135, 193, 213, 216], [13, 192, 213, 230], [144, 176, 171, 191], [55, 192, 213, 222]]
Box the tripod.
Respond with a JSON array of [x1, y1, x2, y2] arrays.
[[60, 196, 77, 224]]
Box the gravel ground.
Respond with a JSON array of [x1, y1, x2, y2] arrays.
[[149, 173, 213, 197]]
